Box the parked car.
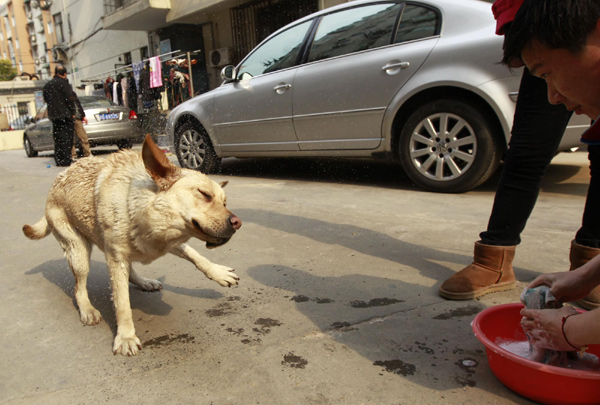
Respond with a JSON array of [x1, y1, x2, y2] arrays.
[[23, 96, 141, 158], [166, 0, 589, 193]]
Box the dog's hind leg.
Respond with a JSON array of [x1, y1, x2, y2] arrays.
[[129, 268, 162, 292], [47, 207, 102, 326]]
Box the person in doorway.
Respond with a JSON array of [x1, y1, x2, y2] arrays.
[[43, 65, 76, 166], [439, 0, 600, 311], [70, 91, 91, 160], [501, 0, 600, 351]]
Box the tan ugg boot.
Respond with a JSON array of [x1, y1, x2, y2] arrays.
[[439, 242, 516, 300], [569, 240, 600, 310]]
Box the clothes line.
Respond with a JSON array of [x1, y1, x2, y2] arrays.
[[80, 49, 187, 83]]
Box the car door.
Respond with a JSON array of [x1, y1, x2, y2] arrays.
[[293, 2, 440, 150], [28, 106, 53, 149], [212, 20, 314, 153]]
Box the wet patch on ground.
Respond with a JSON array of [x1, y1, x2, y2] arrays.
[[282, 352, 308, 369], [205, 302, 235, 317], [432, 305, 483, 320], [373, 359, 417, 376], [349, 298, 403, 308], [143, 333, 195, 348], [290, 295, 334, 304]]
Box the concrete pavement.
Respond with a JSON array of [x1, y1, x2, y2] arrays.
[[0, 146, 592, 404]]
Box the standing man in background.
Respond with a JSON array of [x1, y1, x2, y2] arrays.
[[43, 65, 76, 166], [71, 91, 91, 160]]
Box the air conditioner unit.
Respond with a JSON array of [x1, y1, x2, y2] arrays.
[[52, 47, 67, 62], [30, 35, 36, 43], [40, 55, 46, 63], [209, 48, 231, 68], [27, 12, 33, 20], [34, 58, 40, 65]]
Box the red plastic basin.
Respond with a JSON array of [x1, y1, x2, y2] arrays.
[[472, 303, 600, 405]]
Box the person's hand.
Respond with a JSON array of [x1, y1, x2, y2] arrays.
[[527, 270, 592, 303], [82, 117, 88, 125], [520, 306, 580, 351]]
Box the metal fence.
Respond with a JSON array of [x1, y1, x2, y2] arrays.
[[0, 103, 32, 130]]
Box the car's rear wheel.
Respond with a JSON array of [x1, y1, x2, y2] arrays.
[[23, 135, 37, 157], [398, 99, 502, 193], [117, 138, 133, 149], [175, 122, 221, 173]]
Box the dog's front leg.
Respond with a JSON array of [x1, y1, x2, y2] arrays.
[[171, 243, 240, 287], [107, 256, 142, 356]]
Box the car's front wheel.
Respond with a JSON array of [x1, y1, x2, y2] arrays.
[[398, 99, 502, 193], [23, 135, 37, 157], [175, 122, 221, 173]]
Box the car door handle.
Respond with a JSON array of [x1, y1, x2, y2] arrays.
[[273, 84, 292, 94], [382, 62, 410, 71]]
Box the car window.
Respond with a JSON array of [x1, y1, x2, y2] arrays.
[[80, 97, 115, 108], [237, 20, 313, 79], [394, 4, 439, 43], [307, 3, 402, 63], [36, 105, 47, 120]]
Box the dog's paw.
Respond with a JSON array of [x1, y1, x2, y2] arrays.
[[80, 308, 102, 325], [137, 278, 163, 292], [206, 264, 240, 287], [113, 334, 142, 356]]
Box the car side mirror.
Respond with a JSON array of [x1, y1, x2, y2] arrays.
[[220, 65, 236, 83]]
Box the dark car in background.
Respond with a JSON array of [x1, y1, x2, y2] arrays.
[[23, 96, 141, 157], [167, 0, 589, 193]]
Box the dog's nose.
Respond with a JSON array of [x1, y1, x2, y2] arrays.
[[230, 214, 242, 230]]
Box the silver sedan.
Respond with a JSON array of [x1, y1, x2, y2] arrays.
[[166, 0, 588, 193], [23, 96, 141, 157]]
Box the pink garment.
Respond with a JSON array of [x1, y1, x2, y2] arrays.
[[149, 56, 162, 88], [492, 0, 525, 35], [121, 77, 129, 109]]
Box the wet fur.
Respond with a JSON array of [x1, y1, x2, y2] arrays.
[[23, 135, 241, 356]]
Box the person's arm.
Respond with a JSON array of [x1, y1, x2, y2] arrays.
[[527, 254, 600, 302], [521, 306, 600, 351]]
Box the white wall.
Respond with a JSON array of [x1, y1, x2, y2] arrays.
[[55, 0, 149, 89]]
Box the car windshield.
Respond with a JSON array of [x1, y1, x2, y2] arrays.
[[79, 97, 116, 108]]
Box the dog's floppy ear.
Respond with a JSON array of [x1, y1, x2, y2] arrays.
[[220, 181, 228, 188], [142, 134, 182, 191]]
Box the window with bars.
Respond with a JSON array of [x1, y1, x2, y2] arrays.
[[230, 0, 318, 64]]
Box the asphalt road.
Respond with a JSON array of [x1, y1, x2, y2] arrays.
[[0, 145, 591, 404]]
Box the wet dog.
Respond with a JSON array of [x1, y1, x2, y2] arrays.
[[23, 135, 241, 356]]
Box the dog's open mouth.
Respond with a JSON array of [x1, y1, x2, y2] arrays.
[[192, 218, 231, 249]]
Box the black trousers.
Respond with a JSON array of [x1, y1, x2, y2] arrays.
[[480, 69, 600, 248], [52, 118, 74, 166]]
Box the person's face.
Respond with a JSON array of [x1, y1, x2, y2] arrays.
[[522, 26, 600, 119]]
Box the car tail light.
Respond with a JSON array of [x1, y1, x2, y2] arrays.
[[128, 110, 138, 120]]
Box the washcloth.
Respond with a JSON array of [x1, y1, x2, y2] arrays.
[[520, 286, 576, 366]]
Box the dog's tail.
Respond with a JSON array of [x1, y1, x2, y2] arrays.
[[23, 217, 51, 240]]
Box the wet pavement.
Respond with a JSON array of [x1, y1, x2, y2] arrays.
[[0, 146, 591, 404]]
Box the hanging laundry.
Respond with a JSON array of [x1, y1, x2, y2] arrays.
[[132, 61, 143, 92], [121, 76, 129, 109], [149, 56, 162, 88]]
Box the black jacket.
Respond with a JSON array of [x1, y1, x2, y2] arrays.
[[43, 75, 76, 120]]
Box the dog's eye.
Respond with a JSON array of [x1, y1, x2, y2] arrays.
[[198, 189, 212, 202]]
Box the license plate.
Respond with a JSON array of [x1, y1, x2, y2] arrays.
[[98, 113, 119, 120]]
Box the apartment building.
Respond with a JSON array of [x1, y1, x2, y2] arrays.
[[100, 0, 345, 92], [0, 0, 54, 79]]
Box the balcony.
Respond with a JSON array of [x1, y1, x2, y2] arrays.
[[102, 0, 171, 31]]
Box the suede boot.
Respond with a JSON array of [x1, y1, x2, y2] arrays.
[[569, 240, 600, 310], [439, 242, 516, 300]]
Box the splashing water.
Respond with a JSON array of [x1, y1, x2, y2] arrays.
[[497, 339, 600, 372]]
